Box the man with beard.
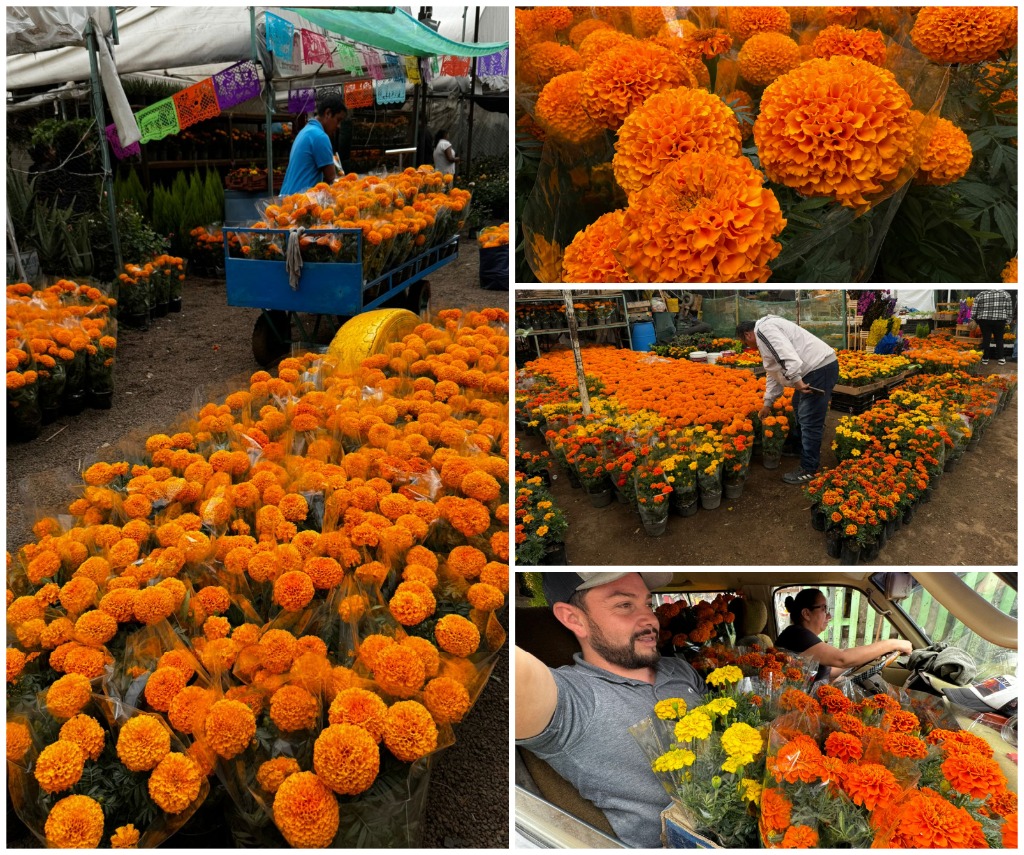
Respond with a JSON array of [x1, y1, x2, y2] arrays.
[[515, 573, 706, 848]]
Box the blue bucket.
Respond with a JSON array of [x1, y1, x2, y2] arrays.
[[631, 321, 656, 352]]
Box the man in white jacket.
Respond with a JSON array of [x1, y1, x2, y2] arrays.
[[737, 315, 839, 484]]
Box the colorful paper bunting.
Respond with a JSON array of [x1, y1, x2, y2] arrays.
[[301, 28, 334, 67], [265, 12, 294, 61]]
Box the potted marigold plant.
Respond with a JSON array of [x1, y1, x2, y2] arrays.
[[633, 462, 673, 537], [662, 452, 698, 518], [759, 414, 789, 469]]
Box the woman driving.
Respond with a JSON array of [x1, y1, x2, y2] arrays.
[[776, 589, 913, 681]]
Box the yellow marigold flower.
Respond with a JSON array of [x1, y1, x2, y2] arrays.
[[728, 6, 791, 42], [581, 41, 694, 130], [273, 771, 339, 847], [740, 777, 763, 803], [34, 739, 86, 793], [7, 720, 32, 762], [116, 714, 170, 771], [706, 665, 744, 687], [912, 114, 973, 186], [374, 644, 426, 699], [143, 666, 187, 713], [521, 41, 583, 87], [423, 675, 471, 724], [812, 24, 887, 65], [653, 747, 696, 772], [110, 824, 140, 848], [313, 723, 380, 795], [722, 721, 764, 759], [59, 714, 105, 761], [618, 151, 786, 282], [435, 613, 481, 658], [755, 57, 915, 209], [1002, 257, 1017, 284], [256, 756, 301, 793], [911, 6, 1014, 64], [654, 698, 688, 720], [738, 31, 802, 86], [613, 86, 741, 195], [269, 684, 320, 732], [204, 699, 256, 758], [705, 697, 738, 718], [45, 794, 105, 848], [46, 673, 93, 720], [675, 710, 714, 742], [148, 752, 203, 814], [328, 687, 387, 742], [384, 700, 438, 762]]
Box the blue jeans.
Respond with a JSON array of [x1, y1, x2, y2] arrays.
[[789, 360, 840, 473]]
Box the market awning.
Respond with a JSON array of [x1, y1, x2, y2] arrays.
[[285, 7, 507, 58]]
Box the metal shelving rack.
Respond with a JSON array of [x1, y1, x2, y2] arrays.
[[515, 292, 632, 357]]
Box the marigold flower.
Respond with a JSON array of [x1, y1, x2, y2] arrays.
[[273, 570, 315, 612], [401, 636, 441, 679], [73, 609, 118, 647], [110, 824, 140, 848], [913, 114, 973, 186], [435, 613, 481, 657], [168, 685, 215, 735], [911, 6, 1014, 64], [883, 731, 927, 760], [143, 666, 188, 712], [7, 720, 32, 762], [618, 151, 786, 282], [706, 665, 744, 687], [388, 584, 436, 626], [34, 739, 86, 793], [116, 714, 171, 771], [448, 545, 487, 578], [760, 787, 792, 833], [729, 6, 791, 42], [580, 41, 694, 130], [654, 698, 688, 720], [535, 71, 603, 145], [755, 57, 915, 209], [133, 585, 176, 625], [46, 672, 93, 719], [578, 28, 635, 65], [384, 700, 438, 762], [45, 794, 105, 848], [328, 686, 388, 742], [738, 31, 802, 86], [812, 24, 887, 65], [148, 752, 203, 814], [7, 646, 27, 683], [194, 585, 231, 615], [278, 492, 309, 522], [841, 761, 902, 811], [774, 735, 825, 784], [1003, 257, 1018, 284], [270, 684, 320, 732], [466, 582, 504, 613], [825, 730, 863, 761], [204, 698, 256, 758], [273, 771, 339, 848], [652, 747, 696, 772], [423, 676, 471, 724], [674, 710, 713, 742], [313, 723, 380, 795], [257, 756, 301, 793], [781, 825, 818, 848], [55, 715, 103, 763], [521, 41, 583, 87], [721, 721, 763, 761], [59, 577, 99, 615], [373, 643, 426, 698], [63, 645, 108, 679], [941, 751, 1007, 799], [885, 787, 987, 847]]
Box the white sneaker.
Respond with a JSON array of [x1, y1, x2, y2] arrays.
[[999, 359, 1006, 365], [982, 360, 989, 365]]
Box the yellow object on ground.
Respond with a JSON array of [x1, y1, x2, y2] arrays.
[[328, 309, 421, 372]]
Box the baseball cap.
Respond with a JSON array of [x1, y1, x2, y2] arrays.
[[541, 572, 674, 606]]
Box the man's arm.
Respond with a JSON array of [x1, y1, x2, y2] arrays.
[[515, 644, 558, 740], [321, 163, 338, 184], [757, 319, 806, 384]]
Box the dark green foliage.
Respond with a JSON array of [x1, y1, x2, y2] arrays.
[[87, 203, 168, 279], [114, 167, 149, 217]]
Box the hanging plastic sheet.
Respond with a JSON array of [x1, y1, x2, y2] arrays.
[[213, 60, 262, 111]]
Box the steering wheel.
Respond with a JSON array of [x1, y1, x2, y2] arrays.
[[833, 651, 902, 685]]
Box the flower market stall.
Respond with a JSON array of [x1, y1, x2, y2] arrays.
[[514, 6, 1018, 283], [6, 307, 510, 848]]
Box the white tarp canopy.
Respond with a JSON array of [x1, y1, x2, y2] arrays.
[[6, 5, 113, 54], [895, 289, 937, 313]]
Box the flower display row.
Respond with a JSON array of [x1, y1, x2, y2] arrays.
[[835, 351, 911, 387], [224, 165, 286, 193], [808, 369, 1016, 563], [226, 167, 471, 283], [903, 338, 984, 373], [189, 226, 234, 276], [516, 301, 620, 330], [115, 256, 185, 328], [634, 653, 1016, 849], [6, 308, 510, 848], [717, 349, 766, 369], [6, 281, 118, 439]]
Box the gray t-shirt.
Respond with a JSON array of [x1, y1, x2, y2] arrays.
[[516, 653, 707, 848]]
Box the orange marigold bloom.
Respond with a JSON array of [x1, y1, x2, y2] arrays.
[[883, 731, 927, 760], [34, 739, 86, 793], [728, 6, 791, 42], [204, 699, 256, 758], [941, 751, 1007, 800], [384, 700, 438, 762], [833, 712, 866, 736], [988, 790, 1018, 819], [812, 24, 887, 65], [273, 570, 315, 612], [132, 585, 176, 625], [270, 684, 320, 732], [880, 708, 920, 733], [911, 6, 1013, 64], [168, 685, 215, 735], [755, 57, 915, 209], [46, 673, 93, 719], [460, 468, 502, 502], [578, 29, 635, 65], [1002, 812, 1017, 848], [841, 761, 902, 811], [780, 824, 818, 848], [116, 714, 171, 771], [612, 86, 742, 195], [435, 613, 481, 658], [110, 824, 140, 848], [388, 583, 436, 626], [448, 545, 487, 578], [774, 735, 825, 784], [480, 562, 508, 593], [7, 720, 33, 762], [423, 675, 471, 724], [59, 577, 99, 616], [580, 41, 693, 130], [521, 41, 583, 87], [885, 788, 987, 848], [7, 646, 26, 683], [313, 723, 380, 795], [273, 771, 339, 848], [148, 752, 203, 814], [738, 31, 802, 86], [278, 493, 309, 522], [45, 794, 105, 848], [926, 727, 994, 758], [562, 211, 630, 283], [63, 645, 108, 680], [618, 151, 786, 282], [1003, 257, 1018, 284], [467, 582, 505, 613], [143, 666, 188, 712], [194, 585, 231, 615], [760, 786, 791, 833], [824, 730, 863, 762], [402, 636, 440, 678], [569, 17, 612, 48], [304, 556, 343, 590], [535, 71, 603, 145], [256, 756, 301, 793], [912, 114, 973, 186], [72, 609, 118, 647], [328, 687, 388, 743], [373, 644, 426, 699]]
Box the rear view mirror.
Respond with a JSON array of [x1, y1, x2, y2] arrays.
[[883, 572, 917, 600]]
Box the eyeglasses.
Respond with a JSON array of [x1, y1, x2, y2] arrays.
[[810, 604, 831, 614]]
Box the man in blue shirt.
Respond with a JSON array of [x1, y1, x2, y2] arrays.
[[280, 93, 347, 196]]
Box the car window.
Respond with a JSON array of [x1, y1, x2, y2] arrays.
[[773, 585, 905, 647], [892, 572, 1017, 678]]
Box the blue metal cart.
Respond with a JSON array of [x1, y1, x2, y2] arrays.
[[225, 227, 459, 365]]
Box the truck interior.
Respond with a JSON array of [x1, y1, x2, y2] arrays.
[[514, 571, 1018, 849]]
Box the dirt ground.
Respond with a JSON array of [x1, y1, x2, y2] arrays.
[[4, 232, 510, 848], [519, 366, 1018, 566]]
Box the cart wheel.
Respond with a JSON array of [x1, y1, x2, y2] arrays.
[[404, 280, 432, 317], [327, 308, 421, 372], [252, 311, 290, 366]]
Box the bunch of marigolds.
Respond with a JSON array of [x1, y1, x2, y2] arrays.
[[516, 6, 1017, 283], [6, 308, 510, 848]]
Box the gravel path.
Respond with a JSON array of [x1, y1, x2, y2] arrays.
[[5, 233, 510, 848]]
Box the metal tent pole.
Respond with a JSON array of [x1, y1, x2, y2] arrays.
[[253, 8, 274, 196], [86, 16, 122, 272], [464, 6, 480, 181]]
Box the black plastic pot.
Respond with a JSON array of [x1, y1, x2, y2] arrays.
[[88, 391, 114, 410]]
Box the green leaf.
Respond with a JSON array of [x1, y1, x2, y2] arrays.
[[993, 203, 1016, 253], [968, 131, 992, 151]]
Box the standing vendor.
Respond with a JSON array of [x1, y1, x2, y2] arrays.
[[280, 93, 347, 196], [737, 315, 839, 485], [432, 129, 460, 175]]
